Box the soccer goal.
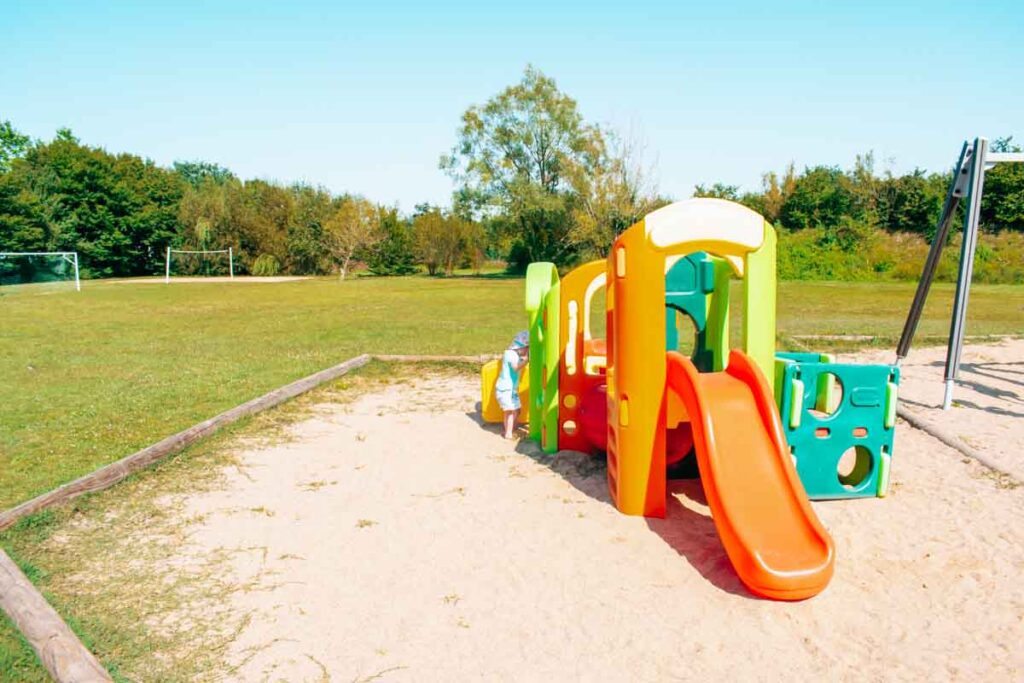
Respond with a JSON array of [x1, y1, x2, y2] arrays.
[[0, 252, 81, 291], [164, 247, 234, 283]]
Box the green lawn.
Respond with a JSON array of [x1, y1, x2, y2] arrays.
[[2, 276, 1023, 512]]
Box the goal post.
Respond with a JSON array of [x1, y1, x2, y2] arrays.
[[164, 247, 234, 283], [0, 252, 80, 291]]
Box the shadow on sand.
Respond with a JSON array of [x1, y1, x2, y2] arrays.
[[910, 360, 1024, 414], [925, 359, 1024, 394]]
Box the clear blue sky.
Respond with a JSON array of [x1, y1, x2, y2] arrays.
[[3, 0, 1021, 210]]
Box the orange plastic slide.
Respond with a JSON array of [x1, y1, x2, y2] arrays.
[[665, 349, 835, 600]]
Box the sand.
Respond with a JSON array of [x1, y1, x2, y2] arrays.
[[170, 344, 1024, 681]]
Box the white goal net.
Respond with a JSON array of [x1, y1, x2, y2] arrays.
[[164, 247, 234, 283], [0, 252, 81, 291]]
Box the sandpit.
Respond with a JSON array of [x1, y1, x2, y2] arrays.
[[154, 342, 1024, 681]]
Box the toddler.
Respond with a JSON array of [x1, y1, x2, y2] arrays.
[[495, 331, 529, 439]]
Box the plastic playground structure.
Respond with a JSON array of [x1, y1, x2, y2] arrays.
[[481, 198, 901, 601]]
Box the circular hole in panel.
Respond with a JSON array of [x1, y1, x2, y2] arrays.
[[837, 445, 873, 490], [809, 372, 844, 418], [563, 394, 577, 409], [563, 420, 578, 436]]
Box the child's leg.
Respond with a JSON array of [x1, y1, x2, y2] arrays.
[[502, 410, 516, 438]]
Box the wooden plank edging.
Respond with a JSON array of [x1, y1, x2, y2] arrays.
[[373, 353, 497, 363], [0, 354, 371, 533], [0, 549, 112, 682]]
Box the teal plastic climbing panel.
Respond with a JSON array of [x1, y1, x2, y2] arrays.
[[775, 353, 900, 500], [664, 253, 719, 371]]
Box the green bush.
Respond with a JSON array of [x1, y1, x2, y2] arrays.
[[971, 230, 1024, 284], [777, 225, 1024, 284], [251, 253, 280, 276], [777, 227, 874, 281]]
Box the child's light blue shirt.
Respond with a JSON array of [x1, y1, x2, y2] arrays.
[[495, 349, 521, 392]]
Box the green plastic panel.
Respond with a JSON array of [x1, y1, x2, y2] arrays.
[[877, 447, 892, 497], [705, 258, 732, 372], [541, 282, 561, 453], [664, 253, 717, 371], [742, 222, 777, 381], [524, 262, 559, 442], [775, 354, 901, 500]]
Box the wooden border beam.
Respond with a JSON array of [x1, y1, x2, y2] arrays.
[[373, 353, 497, 363], [0, 549, 112, 681], [896, 407, 1017, 482]]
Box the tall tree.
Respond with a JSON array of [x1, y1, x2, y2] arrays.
[[413, 207, 469, 276], [111, 152, 186, 273], [570, 132, 664, 259], [322, 196, 382, 279], [441, 66, 605, 269], [287, 184, 334, 275], [233, 179, 293, 271]]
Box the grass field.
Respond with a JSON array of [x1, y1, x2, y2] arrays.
[[0, 274, 1022, 679], [2, 275, 1023, 512]]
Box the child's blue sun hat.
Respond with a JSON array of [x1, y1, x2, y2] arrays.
[[509, 331, 529, 350]]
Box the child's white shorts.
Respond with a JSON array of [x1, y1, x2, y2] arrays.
[[496, 390, 520, 411]]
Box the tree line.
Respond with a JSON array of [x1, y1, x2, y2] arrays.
[[696, 146, 1024, 239], [2, 66, 1022, 282], [0, 126, 488, 279]]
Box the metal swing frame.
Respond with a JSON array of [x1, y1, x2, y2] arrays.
[[896, 137, 1024, 409]]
